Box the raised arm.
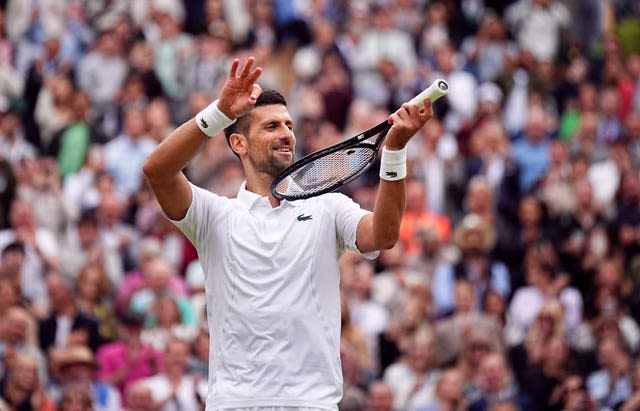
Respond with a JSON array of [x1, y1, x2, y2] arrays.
[[355, 99, 433, 253], [143, 57, 262, 220]]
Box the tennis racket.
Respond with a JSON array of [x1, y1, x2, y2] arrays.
[[270, 79, 449, 201]]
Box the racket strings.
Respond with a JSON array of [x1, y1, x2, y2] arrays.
[[273, 145, 376, 198]]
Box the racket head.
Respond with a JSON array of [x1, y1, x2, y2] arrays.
[[271, 119, 391, 201], [270, 141, 379, 200]]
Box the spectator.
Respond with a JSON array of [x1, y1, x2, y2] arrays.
[[400, 175, 452, 252], [74, 263, 118, 343], [52, 345, 121, 411], [432, 213, 511, 315], [58, 209, 123, 289], [467, 353, 534, 411], [38, 272, 101, 353], [138, 338, 205, 411], [586, 336, 633, 410], [0, 306, 46, 382], [511, 105, 552, 194], [416, 367, 467, 411], [365, 380, 394, 411], [383, 325, 440, 411], [505, 260, 582, 347], [435, 279, 502, 366], [103, 108, 156, 199], [96, 310, 160, 402], [0, 353, 55, 411], [505, 0, 570, 62], [57, 384, 94, 411], [76, 29, 127, 115]]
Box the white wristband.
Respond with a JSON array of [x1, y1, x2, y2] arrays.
[[379, 146, 407, 181], [195, 99, 236, 137]]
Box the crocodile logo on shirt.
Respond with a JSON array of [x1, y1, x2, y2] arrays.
[[385, 171, 398, 178], [199, 118, 209, 129], [297, 214, 313, 221]]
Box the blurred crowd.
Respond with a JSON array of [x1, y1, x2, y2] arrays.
[[0, 0, 640, 410]]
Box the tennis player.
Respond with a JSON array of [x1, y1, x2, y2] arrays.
[[143, 56, 433, 410]]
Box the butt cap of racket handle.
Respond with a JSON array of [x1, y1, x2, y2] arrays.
[[409, 79, 449, 107]]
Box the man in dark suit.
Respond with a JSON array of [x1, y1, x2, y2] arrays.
[[38, 272, 101, 353]]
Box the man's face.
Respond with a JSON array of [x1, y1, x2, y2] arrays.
[[244, 105, 295, 178]]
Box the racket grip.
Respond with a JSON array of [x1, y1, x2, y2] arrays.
[[409, 79, 449, 107]]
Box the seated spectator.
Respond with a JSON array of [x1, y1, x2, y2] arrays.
[[398, 178, 451, 256], [115, 246, 188, 312], [38, 272, 101, 353], [59, 209, 123, 288], [139, 294, 197, 352], [0, 241, 49, 317], [124, 382, 154, 411], [0, 353, 55, 411], [620, 361, 640, 411], [520, 335, 577, 411], [371, 242, 429, 317], [509, 301, 566, 374], [51, 345, 121, 411], [0, 306, 47, 382], [416, 367, 467, 411], [432, 213, 511, 315], [586, 336, 633, 410], [103, 109, 156, 199], [383, 325, 440, 411], [57, 383, 94, 411], [365, 380, 394, 411], [75, 263, 118, 343], [455, 329, 502, 397], [435, 279, 502, 367], [505, 260, 582, 347], [467, 353, 534, 411], [186, 328, 209, 380], [96, 311, 160, 401], [0, 198, 61, 315], [138, 339, 206, 411]]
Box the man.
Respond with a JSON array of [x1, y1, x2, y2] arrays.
[[138, 338, 204, 411], [143, 56, 433, 409]]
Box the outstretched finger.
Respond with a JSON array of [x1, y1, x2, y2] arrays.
[[248, 66, 263, 85], [228, 58, 240, 79], [239, 56, 256, 79]]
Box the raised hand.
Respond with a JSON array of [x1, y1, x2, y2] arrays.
[[217, 57, 263, 119], [385, 98, 433, 150]]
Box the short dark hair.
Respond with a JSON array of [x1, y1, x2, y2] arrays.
[[2, 241, 24, 257], [223, 89, 287, 157]]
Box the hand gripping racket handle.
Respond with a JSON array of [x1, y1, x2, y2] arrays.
[[409, 79, 449, 107]]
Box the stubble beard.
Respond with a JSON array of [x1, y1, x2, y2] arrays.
[[249, 151, 293, 179]]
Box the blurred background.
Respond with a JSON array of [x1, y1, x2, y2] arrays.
[[0, 0, 639, 410]]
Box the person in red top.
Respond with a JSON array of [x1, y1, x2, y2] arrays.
[[398, 178, 451, 256]]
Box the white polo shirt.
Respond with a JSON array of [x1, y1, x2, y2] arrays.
[[172, 182, 377, 410]]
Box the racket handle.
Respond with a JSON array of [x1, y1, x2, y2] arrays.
[[409, 79, 449, 107]]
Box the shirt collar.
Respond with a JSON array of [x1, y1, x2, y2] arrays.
[[236, 181, 304, 210]]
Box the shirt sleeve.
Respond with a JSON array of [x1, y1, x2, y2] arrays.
[[329, 193, 379, 260], [169, 182, 225, 248]]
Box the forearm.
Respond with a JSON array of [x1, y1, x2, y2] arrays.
[[143, 120, 208, 182], [371, 179, 406, 249]]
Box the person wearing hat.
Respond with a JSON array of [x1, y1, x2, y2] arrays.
[[432, 213, 511, 316], [53, 345, 121, 411]]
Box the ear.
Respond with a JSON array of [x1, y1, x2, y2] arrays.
[[228, 133, 248, 157]]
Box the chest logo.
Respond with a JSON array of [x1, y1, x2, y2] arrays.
[[297, 213, 313, 221]]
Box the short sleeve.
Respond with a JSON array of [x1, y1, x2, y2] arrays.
[[329, 193, 379, 260], [170, 183, 225, 248]]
